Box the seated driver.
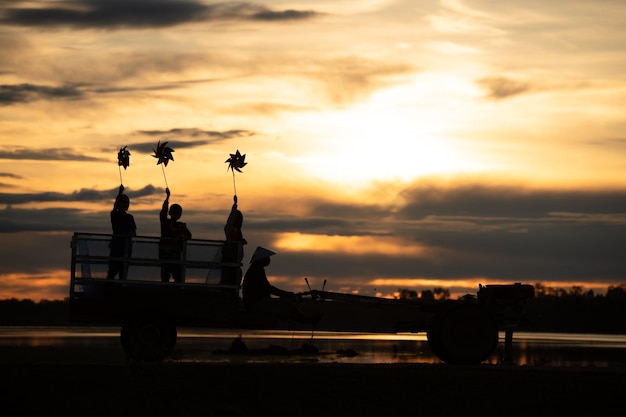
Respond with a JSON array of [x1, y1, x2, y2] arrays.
[[241, 247, 321, 324]]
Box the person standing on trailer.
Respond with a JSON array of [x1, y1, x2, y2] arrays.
[[107, 184, 137, 280], [220, 194, 247, 287], [159, 187, 192, 283]]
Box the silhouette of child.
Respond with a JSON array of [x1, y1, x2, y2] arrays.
[[107, 184, 137, 280], [159, 188, 192, 283], [220, 195, 247, 287]]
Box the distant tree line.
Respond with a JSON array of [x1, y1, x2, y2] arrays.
[[395, 287, 451, 301], [1, 283, 625, 333], [522, 283, 626, 334], [395, 283, 626, 334]]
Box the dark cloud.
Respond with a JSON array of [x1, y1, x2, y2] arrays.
[[0, 81, 191, 105], [203, 2, 319, 21], [0, 206, 98, 233], [384, 182, 626, 283], [1, 0, 211, 28], [0, 201, 172, 236], [0, 83, 86, 105], [586, 137, 626, 149], [0, 232, 76, 275], [476, 76, 532, 100], [125, 128, 255, 154], [0, 147, 104, 162], [398, 183, 626, 218], [0, 1, 320, 29], [91, 84, 181, 94], [251, 9, 317, 21], [136, 128, 255, 141], [403, 218, 624, 280], [0, 172, 23, 179], [130, 140, 208, 155], [0, 185, 157, 205]]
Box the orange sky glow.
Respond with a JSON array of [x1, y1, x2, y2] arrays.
[[1, 0, 625, 301]]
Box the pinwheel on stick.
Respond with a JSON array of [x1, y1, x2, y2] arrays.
[[152, 140, 175, 189], [225, 149, 247, 196], [117, 145, 130, 185]]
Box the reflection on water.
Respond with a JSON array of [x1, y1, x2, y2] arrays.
[[512, 332, 626, 368], [1, 327, 625, 367]]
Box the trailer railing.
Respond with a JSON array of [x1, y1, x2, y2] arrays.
[[69, 232, 243, 298]]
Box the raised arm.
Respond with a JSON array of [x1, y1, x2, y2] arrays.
[[160, 188, 170, 220], [113, 184, 124, 210]]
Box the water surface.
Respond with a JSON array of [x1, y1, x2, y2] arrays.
[[1, 326, 625, 367]]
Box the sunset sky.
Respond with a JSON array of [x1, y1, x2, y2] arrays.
[[1, 0, 625, 301]]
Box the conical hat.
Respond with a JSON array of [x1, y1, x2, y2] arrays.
[[250, 246, 277, 263]]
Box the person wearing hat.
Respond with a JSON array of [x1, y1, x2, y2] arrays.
[[242, 247, 321, 324]]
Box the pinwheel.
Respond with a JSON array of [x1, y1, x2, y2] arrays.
[[225, 149, 247, 195], [153, 140, 175, 188], [153, 140, 175, 166], [117, 145, 130, 185]]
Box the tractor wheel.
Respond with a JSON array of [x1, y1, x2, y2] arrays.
[[427, 303, 498, 364], [120, 312, 177, 361]]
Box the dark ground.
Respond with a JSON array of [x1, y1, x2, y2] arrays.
[[1, 348, 625, 417]]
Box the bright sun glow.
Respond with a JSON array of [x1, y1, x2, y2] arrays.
[[297, 74, 488, 185]]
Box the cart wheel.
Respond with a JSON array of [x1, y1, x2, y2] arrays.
[[427, 303, 498, 364], [121, 312, 177, 361]]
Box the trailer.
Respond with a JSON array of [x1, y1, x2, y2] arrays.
[[68, 232, 535, 364]]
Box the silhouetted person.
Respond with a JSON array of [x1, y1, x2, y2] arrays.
[[242, 247, 321, 324], [159, 188, 192, 283], [220, 195, 247, 287], [107, 185, 137, 280]]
